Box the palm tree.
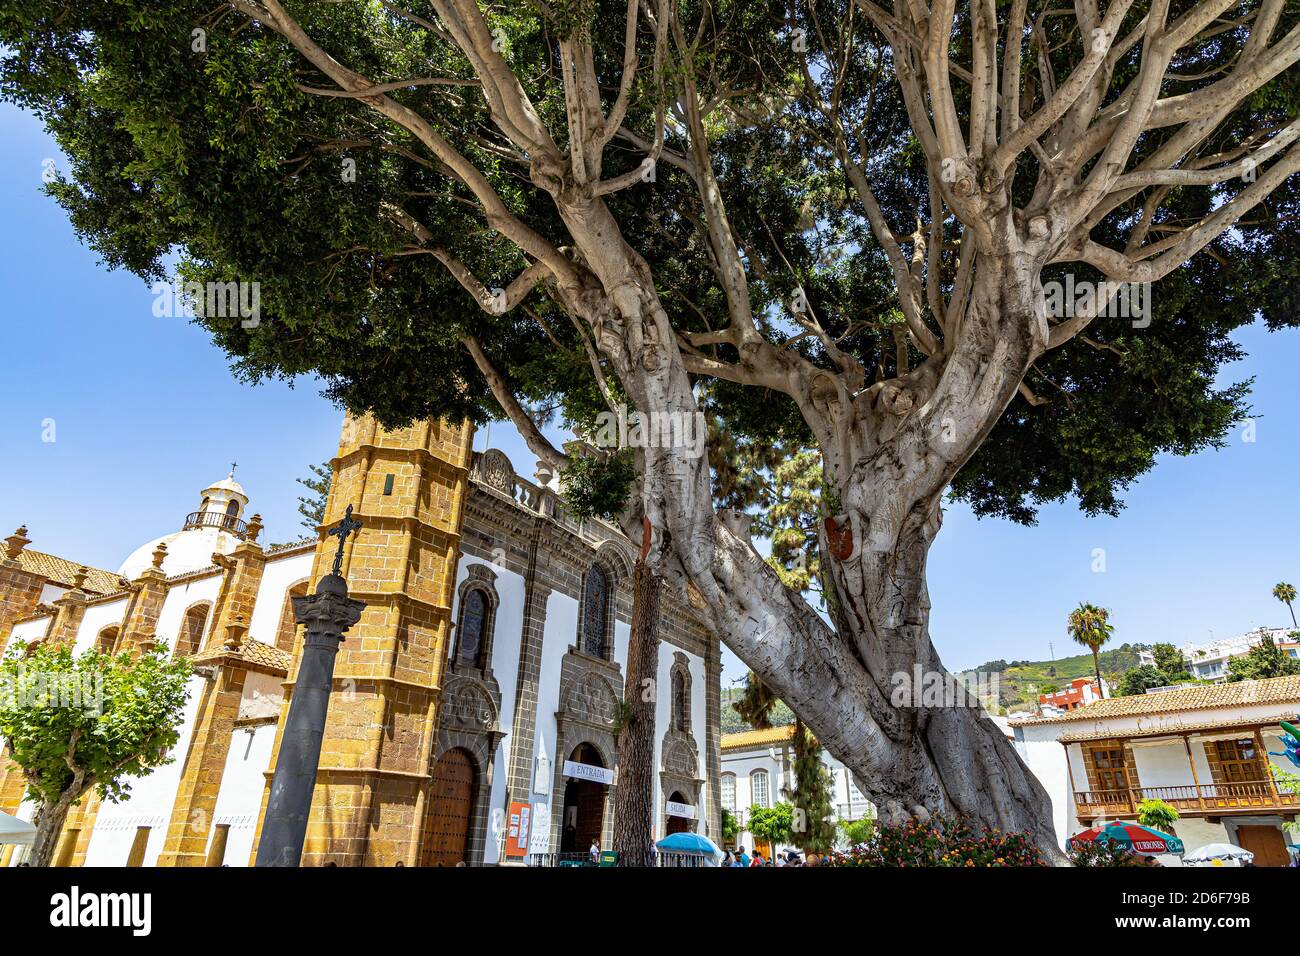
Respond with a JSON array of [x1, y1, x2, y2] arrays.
[[1273, 582, 1297, 628], [1067, 603, 1115, 701]]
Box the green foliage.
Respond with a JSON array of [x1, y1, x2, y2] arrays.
[[838, 816, 875, 847], [1145, 644, 1191, 683], [747, 803, 795, 846], [0, 643, 192, 807], [720, 684, 793, 733], [1227, 633, 1300, 682], [2, 0, 1292, 542], [1137, 798, 1180, 831], [1118, 665, 1171, 697], [1272, 767, 1300, 834], [732, 671, 780, 730], [971, 645, 1145, 711], [295, 462, 331, 533], [824, 817, 1049, 867], [559, 449, 636, 522], [721, 808, 740, 844], [791, 721, 836, 853]]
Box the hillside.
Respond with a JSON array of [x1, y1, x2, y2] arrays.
[[972, 643, 1147, 713]]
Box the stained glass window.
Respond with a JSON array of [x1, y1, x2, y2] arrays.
[[672, 669, 688, 731], [582, 565, 609, 658], [458, 589, 487, 667]]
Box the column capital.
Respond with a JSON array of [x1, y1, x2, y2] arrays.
[[292, 575, 365, 633]]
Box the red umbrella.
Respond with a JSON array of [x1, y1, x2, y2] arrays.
[[1069, 822, 1184, 855]]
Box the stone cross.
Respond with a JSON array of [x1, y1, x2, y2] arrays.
[[327, 504, 362, 577]]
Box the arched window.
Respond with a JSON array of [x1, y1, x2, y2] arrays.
[[223, 498, 240, 529], [721, 773, 736, 813], [174, 602, 212, 657], [273, 581, 309, 653], [750, 770, 770, 809], [671, 667, 690, 732], [95, 626, 119, 656], [456, 587, 492, 668], [581, 564, 610, 659]]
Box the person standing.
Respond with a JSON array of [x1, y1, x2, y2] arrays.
[[589, 840, 600, 864]]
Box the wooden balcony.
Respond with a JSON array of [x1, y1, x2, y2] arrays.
[[1074, 781, 1300, 819]]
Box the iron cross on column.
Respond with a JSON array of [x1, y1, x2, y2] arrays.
[[327, 504, 363, 578]]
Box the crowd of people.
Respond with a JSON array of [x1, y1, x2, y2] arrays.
[[721, 847, 830, 867]]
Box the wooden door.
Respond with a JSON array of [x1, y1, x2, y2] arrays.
[[421, 749, 476, 867], [1235, 825, 1289, 867]]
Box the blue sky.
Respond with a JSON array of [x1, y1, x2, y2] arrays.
[[4, 102, 1298, 685]]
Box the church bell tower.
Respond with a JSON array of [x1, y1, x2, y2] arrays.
[[250, 413, 474, 866]]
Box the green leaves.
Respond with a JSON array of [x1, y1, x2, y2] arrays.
[[0, 643, 192, 808]]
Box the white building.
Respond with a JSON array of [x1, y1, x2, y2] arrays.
[[1139, 628, 1300, 682], [719, 725, 875, 861], [1011, 675, 1300, 866]]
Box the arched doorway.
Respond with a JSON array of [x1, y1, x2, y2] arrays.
[[665, 791, 692, 835], [421, 748, 476, 867], [560, 743, 607, 854]]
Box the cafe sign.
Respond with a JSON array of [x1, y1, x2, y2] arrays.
[[563, 760, 614, 785]]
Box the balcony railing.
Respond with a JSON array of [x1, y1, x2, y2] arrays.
[[182, 510, 249, 538], [1074, 781, 1300, 817]]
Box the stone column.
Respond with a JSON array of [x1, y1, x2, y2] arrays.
[[255, 573, 362, 867]]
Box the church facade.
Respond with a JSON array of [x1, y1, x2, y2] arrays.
[[0, 415, 722, 866]]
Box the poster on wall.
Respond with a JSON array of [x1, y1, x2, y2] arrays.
[[504, 801, 531, 858], [528, 802, 551, 856]]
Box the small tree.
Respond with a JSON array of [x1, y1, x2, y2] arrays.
[[0, 643, 191, 867], [1150, 643, 1193, 682], [747, 803, 795, 855], [838, 817, 874, 847], [295, 462, 332, 533], [1273, 583, 1298, 629], [1227, 633, 1300, 682], [791, 721, 837, 854], [1136, 798, 1179, 832], [1068, 604, 1115, 700], [1118, 665, 1171, 697], [720, 808, 740, 846]]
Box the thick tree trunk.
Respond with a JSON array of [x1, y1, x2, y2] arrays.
[[27, 792, 77, 867], [1093, 650, 1104, 700], [612, 557, 662, 867], [556, 196, 1065, 860]]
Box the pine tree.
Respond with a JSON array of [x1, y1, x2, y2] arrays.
[[295, 463, 331, 533]]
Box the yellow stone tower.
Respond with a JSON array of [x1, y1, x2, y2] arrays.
[[249, 414, 474, 866]]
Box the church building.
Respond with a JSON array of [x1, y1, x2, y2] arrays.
[[0, 415, 722, 866]]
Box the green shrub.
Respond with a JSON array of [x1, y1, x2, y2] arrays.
[[822, 816, 1049, 867]]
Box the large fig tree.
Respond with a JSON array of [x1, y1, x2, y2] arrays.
[[5, 0, 1297, 857]]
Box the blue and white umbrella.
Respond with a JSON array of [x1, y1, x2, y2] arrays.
[[656, 832, 723, 859]]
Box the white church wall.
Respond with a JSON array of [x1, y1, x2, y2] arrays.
[[71, 597, 131, 655], [207, 721, 277, 867], [453, 554, 527, 866], [82, 672, 207, 866], [532, 590, 578, 792], [153, 574, 223, 654], [247, 549, 314, 646], [7, 615, 52, 650]]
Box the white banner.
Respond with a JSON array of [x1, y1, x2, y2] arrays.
[[665, 800, 696, 819], [563, 760, 614, 785]]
